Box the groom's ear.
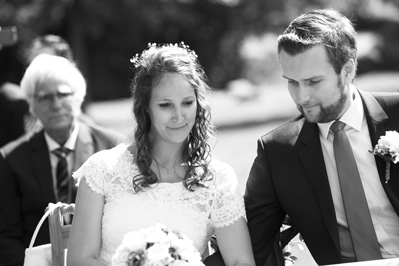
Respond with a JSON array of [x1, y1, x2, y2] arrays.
[[341, 59, 355, 83]]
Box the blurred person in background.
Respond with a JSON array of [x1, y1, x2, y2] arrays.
[[243, 8, 399, 266], [0, 78, 28, 147], [0, 34, 92, 151], [0, 54, 124, 266], [23, 34, 74, 66]]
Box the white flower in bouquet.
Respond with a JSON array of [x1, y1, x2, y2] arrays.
[[144, 226, 170, 244], [146, 243, 172, 264], [123, 231, 147, 251], [111, 224, 205, 266], [168, 260, 190, 266]]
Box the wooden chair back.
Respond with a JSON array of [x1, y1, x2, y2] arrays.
[[48, 203, 75, 266]]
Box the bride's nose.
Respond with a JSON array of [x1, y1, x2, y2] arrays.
[[172, 107, 184, 123]]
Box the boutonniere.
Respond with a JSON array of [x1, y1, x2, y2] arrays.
[[369, 130, 399, 183]]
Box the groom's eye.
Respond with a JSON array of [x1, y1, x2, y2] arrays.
[[309, 80, 321, 84]]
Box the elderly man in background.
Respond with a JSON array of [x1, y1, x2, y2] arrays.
[[0, 54, 125, 266], [0, 34, 79, 148]]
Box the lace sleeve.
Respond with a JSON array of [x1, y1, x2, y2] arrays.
[[73, 151, 109, 195], [210, 161, 246, 228]]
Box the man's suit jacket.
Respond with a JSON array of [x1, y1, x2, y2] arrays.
[[0, 121, 124, 266], [244, 90, 399, 266]]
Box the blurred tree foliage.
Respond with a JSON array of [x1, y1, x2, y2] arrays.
[[0, 0, 398, 101]]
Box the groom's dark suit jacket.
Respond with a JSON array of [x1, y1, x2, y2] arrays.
[[0, 121, 124, 266], [244, 90, 399, 266]]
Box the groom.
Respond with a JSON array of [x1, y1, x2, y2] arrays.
[[244, 8, 399, 266]]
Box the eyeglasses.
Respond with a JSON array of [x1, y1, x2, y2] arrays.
[[34, 91, 75, 104]]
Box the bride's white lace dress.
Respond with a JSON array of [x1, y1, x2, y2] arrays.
[[73, 143, 246, 264]]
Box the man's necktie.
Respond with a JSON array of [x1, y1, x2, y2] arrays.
[[331, 121, 382, 261], [53, 147, 70, 203]]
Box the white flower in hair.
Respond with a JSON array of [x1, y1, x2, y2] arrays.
[[130, 42, 198, 68]]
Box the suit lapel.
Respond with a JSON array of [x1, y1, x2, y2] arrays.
[[359, 90, 390, 183], [360, 90, 399, 215], [297, 121, 340, 253], [30, 131, 56, 203], [73, 122, 94, 172]]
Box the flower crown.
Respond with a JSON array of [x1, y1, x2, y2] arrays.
[[130, 42, 198, 68]]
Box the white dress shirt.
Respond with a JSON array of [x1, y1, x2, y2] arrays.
[[318, 87, 399, 259]]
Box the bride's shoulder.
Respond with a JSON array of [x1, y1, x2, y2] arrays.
[[208, 158, 237, 187], [209, 158, 234, 174], [74, 143, 135, 193], [89, 143, 130, 162]]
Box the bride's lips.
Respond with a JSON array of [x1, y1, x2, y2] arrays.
[[169, 124, 187, 130]]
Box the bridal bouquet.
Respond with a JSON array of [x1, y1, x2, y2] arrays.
[[370, 130, 399, 183], [111, 224, 204, 266]]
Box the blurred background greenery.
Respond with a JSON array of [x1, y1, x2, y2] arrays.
[[1, 0, 399, 105]]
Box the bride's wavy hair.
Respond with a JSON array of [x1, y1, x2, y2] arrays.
[[130, 43, 214, 192]]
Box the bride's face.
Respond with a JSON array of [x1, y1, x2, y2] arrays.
[[148, 73, 197, 146]]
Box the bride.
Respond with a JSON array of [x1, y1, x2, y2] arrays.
[[67, 43, 255, 266]]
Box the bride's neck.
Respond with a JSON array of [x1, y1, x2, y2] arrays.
[[152, 144, 185, 165]]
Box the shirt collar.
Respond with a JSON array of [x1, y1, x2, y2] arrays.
[[45, 122, 80, 152], [318, 85, 364, 140]]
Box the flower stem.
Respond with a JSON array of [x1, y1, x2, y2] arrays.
[[385, 161, 391, 183]]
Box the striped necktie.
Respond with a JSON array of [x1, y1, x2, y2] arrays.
[[53, 147, 71, 203]]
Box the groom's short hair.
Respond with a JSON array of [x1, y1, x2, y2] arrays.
[[277, 9, 358, 75]]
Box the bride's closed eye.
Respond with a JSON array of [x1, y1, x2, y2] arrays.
[[159, 103, 171, 108], [183, 100, 194, 106]]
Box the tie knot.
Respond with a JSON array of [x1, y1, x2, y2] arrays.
[[53, 147, 70, 158], [330, 120, 346, 133]]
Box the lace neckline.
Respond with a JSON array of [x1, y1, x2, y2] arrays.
[[123, 144, 186, 187]]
